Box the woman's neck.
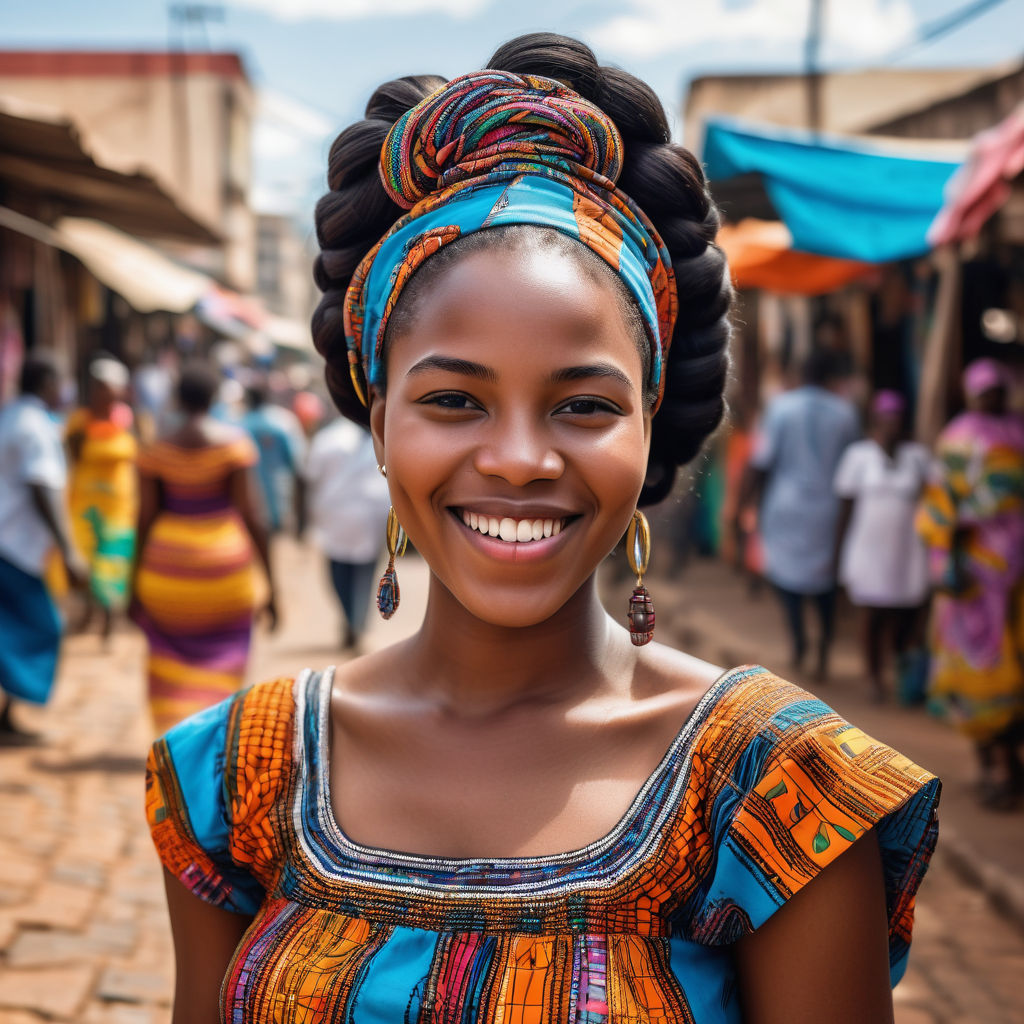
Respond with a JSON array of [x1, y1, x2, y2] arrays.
[[402, 573, 631, 718]]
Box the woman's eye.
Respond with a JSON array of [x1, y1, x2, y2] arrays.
[[558, 397, 618, 416], [420, 392, 477, 410]]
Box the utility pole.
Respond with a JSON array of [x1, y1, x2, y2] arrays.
[[805, 0, 824, 135], [167, 6, 224, 194]]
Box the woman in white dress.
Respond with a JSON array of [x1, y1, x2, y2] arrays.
[[834, 391, 930, 701]]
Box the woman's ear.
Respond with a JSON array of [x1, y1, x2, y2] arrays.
[[368, 387, 386, 470]]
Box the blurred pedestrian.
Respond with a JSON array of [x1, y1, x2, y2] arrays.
[[0, 354, 86, 738], [132, 362, 277, 735], [298, 417, 390, 649], [916, 358, 1024, 809], [834, 391, 930, 701], [132, 343, 177, 442], [746, 346, 860, 681], [66, 355, 138, 643], [241, 382, 305, 534]]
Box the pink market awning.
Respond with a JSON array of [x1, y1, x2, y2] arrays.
[[928, 104, 1024, 246]]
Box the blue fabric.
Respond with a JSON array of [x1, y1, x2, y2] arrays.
[[163, 696, 265, 915], [242, 408, 299, 532], [357, 174, 663, 395], [702, 118, 961, 262], [349, 926, 438, 1023], [0, 554, 61, 704]]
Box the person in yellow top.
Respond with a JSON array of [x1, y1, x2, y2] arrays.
[[66, 355, 138, 641]]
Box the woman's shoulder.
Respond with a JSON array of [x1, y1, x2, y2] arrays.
[[676, 663, 940, 968]]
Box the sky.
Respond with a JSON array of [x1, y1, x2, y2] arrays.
[[4, 0, 1023, 224]]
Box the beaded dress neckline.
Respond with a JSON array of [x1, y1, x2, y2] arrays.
[[294, 663, 749, 888]]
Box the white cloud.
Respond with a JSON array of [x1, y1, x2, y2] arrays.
[[226, 0, 487, 20], [589, 0, 916, 60]]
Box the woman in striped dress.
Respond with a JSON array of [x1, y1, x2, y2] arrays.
[[132, 362, 277, 734]]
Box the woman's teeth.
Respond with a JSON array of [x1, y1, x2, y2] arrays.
[[461, 511, 564, 543]]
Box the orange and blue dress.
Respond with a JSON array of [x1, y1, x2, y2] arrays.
[[133, 435, 258, 734], [146, 665, 939, 1022]]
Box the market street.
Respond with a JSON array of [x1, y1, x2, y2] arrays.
[[0, 539, 1021, 1023]]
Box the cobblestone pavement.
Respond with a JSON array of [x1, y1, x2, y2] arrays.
[[0, 540, 1021, 1022]]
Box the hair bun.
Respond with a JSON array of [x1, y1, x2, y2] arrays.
[[380, 70, 624, 209]]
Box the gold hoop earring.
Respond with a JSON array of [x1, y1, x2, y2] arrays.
[[625, 510, 655, 646], [377, 506, 407, 620], [377, 464, 387, 478]]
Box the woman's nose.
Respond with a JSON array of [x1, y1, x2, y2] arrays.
[[472, 415, 564, 486]]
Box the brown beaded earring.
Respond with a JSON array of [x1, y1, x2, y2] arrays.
[[376, 506, 407, 620], [626, 510, 655, 646]]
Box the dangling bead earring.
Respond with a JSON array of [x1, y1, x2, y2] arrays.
[[626, 510, 655, 646], [377, 506, 407, 620]]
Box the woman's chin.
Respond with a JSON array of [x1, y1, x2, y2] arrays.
[[431, 577, 596, 634]]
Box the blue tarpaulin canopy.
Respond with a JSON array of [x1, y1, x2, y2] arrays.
[[702, 117, 963, 263]]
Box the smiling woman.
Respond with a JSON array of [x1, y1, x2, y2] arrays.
[[145, 32, 940, 1024]]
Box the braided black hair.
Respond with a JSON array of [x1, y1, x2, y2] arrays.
[[312, 33, 732, 505]]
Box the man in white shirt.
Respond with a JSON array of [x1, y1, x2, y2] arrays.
[[0, 354, 85, 739], [298, 417, 390, 649]]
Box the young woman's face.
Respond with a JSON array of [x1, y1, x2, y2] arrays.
[[370, 242, 651, 629]]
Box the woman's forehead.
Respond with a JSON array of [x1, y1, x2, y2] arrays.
[[389, 247, 640, 363]]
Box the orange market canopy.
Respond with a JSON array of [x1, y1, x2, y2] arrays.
[[718, 219, 874, 295]]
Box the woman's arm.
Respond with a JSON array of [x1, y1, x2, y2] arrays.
[[229, 466, 278, 630], [163, 869, 253, 1024], [735, 831, 893, 1024]]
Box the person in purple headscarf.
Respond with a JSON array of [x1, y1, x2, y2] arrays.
[[834, 391, 931, 701], [917, 358, 1024, 809]]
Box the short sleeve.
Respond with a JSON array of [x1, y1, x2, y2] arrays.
[[689, 683, 939, 987], [833, 443, 865, 498], [17, 414, 65, 489], [145, 694, 266, 916]]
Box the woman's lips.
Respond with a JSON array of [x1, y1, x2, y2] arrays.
[[459, 509, 566, 543], [450, 508, 576, 563]]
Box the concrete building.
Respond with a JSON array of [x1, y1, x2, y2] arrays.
[[0, 51, 255, 291], [255, 213, 316, 326]]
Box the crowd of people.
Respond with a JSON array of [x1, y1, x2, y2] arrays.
[[0, 349, 388, 741], [733, 345, 1024, 810]]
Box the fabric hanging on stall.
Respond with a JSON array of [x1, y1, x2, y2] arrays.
[[928, 103, 1024, 246], [703, 118, 963, 263], [717, 219, 874, 296]]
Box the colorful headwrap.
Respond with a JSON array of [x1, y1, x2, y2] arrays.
[[343, 70, 678, 411]]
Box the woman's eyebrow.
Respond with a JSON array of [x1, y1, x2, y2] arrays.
[[406, 355, 498, 382], [551, 364, 635, 390]]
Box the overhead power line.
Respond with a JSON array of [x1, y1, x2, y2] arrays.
[[878, 0, 1012, 65]]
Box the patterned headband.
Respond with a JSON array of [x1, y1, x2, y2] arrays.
[[343, 70, 678, 411]]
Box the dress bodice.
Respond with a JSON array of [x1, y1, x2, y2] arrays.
[[146, 666, 939, 1023]]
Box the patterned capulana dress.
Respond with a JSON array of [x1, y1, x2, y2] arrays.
[[915, 411, 1024, 743], [146, 665, 939, 1023]]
